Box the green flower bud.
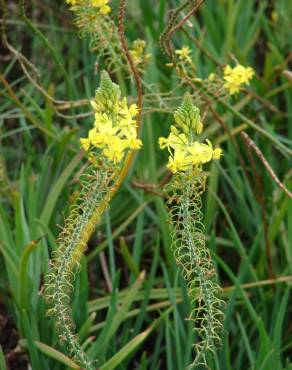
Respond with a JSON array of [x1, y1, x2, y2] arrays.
[[174, 94, 202, 135], [95, 71, 121, 113], [196, 121, 203, 135]]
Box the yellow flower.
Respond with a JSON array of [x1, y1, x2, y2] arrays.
[[102, 149, 123, 164], [200, 140, 214, 163], [129, 104, 138, 116], [175, 46, 192, 63], [167, 150, 190, 174], [80, 138, 90, 151], [158, 127, 188, 152], [94, 117, 119, 137], [158, 137, 169, 150], [129, 39, 151, 68], [223, 64, 254, 95], [101, 136, 125, 163], [213, 148, 223, 160], [125, 137, 143, 150], [130, 40, 145, 63], [81, 72, 142, 164], [187, 141, 213, 165], [91, 0, 108, 7], [100, 5, 111, 14], [123, 128, 142, 150], [91, 0, 111, 14], [159, 97, 222, 173], [208, 73, 216, 81]]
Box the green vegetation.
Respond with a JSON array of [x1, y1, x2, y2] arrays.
[[0, 1, 291, 369]]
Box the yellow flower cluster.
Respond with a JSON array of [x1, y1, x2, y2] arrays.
[[91, 0, 111, 14], [223, 64, 254, 95], [80, 72, 142, 164], [66, 0, 111, 15], [175, 46, 192, 63], [159, 96, 222, 173], [129, 39, 151, 66]]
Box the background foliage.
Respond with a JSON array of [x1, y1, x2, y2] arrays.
[[0, 0, 292, 369]]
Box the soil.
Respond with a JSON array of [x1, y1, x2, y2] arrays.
[[0, 302, 28, 370]]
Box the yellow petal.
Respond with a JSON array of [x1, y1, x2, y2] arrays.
[[80, 138, 90, 151], [213, 148, 223, 160]]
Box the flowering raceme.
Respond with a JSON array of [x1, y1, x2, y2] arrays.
[[81, 71, 142, 164], [129, 39, 151, 67], [175, 46, 192, 63], [159, 96, 222, 173], [223, 64, 254, 95], [163, 99, 225, 369]]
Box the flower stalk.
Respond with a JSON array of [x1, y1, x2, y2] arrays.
[[44, 72, 142, 369], [160, 96, 225, 368]]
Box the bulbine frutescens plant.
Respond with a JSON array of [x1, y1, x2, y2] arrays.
[[65, 0, 122, 70], [159, 96, 225, 368], [65, 0, 150, 73], [44, 71, 142, 370]]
